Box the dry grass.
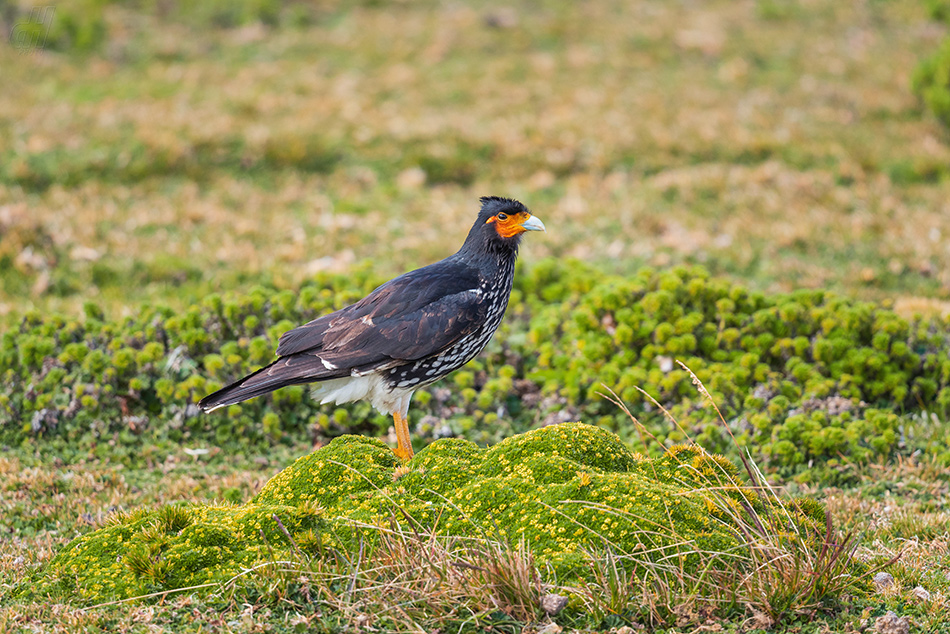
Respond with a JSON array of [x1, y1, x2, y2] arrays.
[[1, 0, 949, 321], [794, 452, 950, 631]]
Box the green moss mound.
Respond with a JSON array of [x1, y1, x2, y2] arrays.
[[34, 502, 324, 603], [30, 423, 818, 604]]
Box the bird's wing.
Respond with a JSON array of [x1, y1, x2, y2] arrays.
[[275, 261, 487, 371]]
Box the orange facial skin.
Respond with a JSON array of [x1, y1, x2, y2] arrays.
[[485, 210, 535, 238]]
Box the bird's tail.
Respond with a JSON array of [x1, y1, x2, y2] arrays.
[[197, 356, 335, 412]]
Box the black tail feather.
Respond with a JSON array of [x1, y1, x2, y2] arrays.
[[197, 355, 338, 412]]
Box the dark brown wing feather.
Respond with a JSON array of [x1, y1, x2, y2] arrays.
[[276, 260, 484, 365]]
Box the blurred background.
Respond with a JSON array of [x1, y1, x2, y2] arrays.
[[2, 0, 949, 325]]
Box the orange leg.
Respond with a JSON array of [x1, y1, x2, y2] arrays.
[[392, 411, 414, 461]]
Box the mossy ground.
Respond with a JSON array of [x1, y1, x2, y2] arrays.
[[34, 502, 320, 603], [29, 423, 821, 607]]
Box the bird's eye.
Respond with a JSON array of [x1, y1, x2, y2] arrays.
[[497, 213, 508, 221]]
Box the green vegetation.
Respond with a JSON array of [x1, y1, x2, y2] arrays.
[[926, 0, 950, 23], [914, 36, 950, 129], [517, 263, 950, 480], [4, 262, 949, 483]]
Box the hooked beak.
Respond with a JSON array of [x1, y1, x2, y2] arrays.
[[520, 214, 546, 232]]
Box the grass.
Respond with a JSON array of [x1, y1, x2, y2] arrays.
[[1, 0, 950, 323], [3, 0, 950, 631]]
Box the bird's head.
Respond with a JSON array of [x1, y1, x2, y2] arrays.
[[463, 196, 545, 257]]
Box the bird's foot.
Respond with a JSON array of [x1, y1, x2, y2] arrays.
[[393, 445, 414, 462]]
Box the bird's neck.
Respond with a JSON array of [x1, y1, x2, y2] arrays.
[[456, 232, 521, 262], [454, 242, 518, 279]]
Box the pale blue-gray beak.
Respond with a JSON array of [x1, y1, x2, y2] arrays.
[[521, 215, 546, 232]]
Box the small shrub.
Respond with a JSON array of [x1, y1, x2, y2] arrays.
[[3, 260, 948, 481], [926, 0, 950, 22], [913, 37, 950, 129]]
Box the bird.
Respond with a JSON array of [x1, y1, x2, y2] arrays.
[[198, 196, 545, 460]]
